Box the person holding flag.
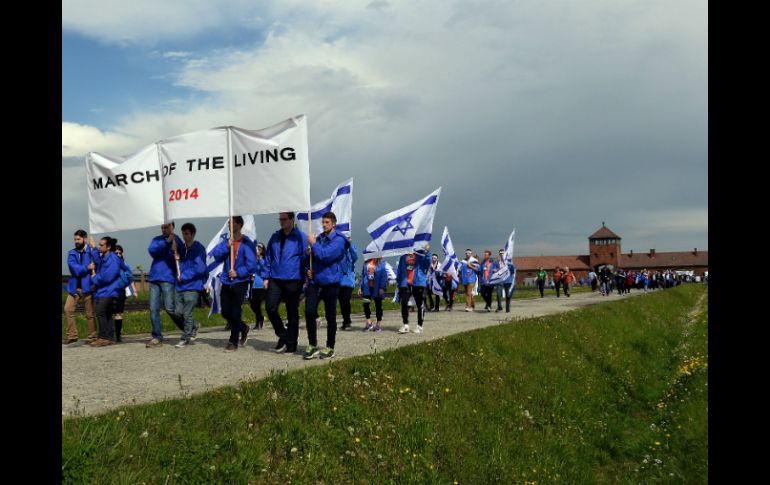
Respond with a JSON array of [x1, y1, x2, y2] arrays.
[[146, 222, 184, 348], [207, 216, 258, 352], [426, 254, 442, 312], [249, 242, 269, 330], [171, 223, 207, 348], [302, 212, 347, 360], [64, 229, 98, 344], [88, 237, 122, 347], [493, 249, 516, 313], [112, 244, 139, 343], [359, 257, 388, 331], [478, 250, 496, 312], [338, 237, 358, 331], [396, 245, 431, 334], [460, 249, 479, 311], [264, 212, 309, 354]]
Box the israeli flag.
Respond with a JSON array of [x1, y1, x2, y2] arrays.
[[384, 261, 397, 284], [363, 187, 441, 260], [430, 271, 443, 296], [439, 226, 460, 284], [125, 283, 135, 298], [297, 178, 353, 237], [204, 215, 257, 317], [488, 229, 516, 286]]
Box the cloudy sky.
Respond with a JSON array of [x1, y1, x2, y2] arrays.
[[62, 0, 707, 273]]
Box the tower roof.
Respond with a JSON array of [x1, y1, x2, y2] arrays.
[[589, 223, 621, 240]]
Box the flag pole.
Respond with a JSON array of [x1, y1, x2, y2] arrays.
[[227, 127, 235, 273], [308, 210, 313, 272]]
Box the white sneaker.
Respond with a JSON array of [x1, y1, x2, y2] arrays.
[[175, 340, 188, 348], [465, 307, 473, 312], [398, 324, 409, 334], [413, 325, 423, 334]]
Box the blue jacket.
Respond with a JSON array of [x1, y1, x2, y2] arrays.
[[360, 260, 389, 297], [460, 259, 478, 285], [67, 247, 98, 295], [207, 236, 258, 286], [396, 251, 431, 288], [265, 227, 309, 281], [92, 251, 122, 298], [309, 229, 347, 286], [176, 241, 207, 292], [340, 240, 358, 288], [148, 234, 184, 283], [478, 258, 497, 285], [251, 258, 270, 291], [492, 261, 516, 285]]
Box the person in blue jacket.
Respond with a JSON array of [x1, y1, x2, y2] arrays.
[[64, 229, 98, 344], [146, 222, 184, 348], [264, 212, 309, 354], [87, 236, 122, 347], [338, 236, 358, 331], [171, 223, 207, 348], [207, 216, 258, 352], [249, 242, 270, 330], [493, 249, 516, 313], [359, 257, 388, 332], [303, 212, 347, 360], [112, 245, 139, 343], [396, 245, 431, 334], [460, 249, 479, 311]]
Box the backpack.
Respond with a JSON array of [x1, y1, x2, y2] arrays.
[[117, 267, 133, 289]]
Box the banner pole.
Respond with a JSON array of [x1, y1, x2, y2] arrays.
[[227, 127, 235, 274], [308, 210, 313, 272]]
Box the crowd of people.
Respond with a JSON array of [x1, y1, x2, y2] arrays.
[[64, 213, 695, 357]]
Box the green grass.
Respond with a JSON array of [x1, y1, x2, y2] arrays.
[[62, 284, 707, 484], [61, 284, 594, 341]]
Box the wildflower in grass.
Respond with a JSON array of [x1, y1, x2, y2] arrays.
[[655, 441, 661, 446], [444, 388, 450, 393], [140, 430, 149, 439], [291, 447, 298, 453], [355, 437, 361, 443]]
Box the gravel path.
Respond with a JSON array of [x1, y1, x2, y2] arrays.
[[62, 290, 645, 417]]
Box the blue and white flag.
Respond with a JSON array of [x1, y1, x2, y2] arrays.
[[384, 261, 397, 284], [488, 228, 516, 286], [439, 226, 460, 284], [297, 178, 353, 237], [363, 187, 441, 260], [430, 271, 443, 296], [204, 215, 257, 317], [125, 283, 135, 298]]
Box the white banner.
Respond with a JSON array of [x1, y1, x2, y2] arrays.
[[86, 115, 310, 232], [159, 127, 230, 221], [86, 144, 165, 234], [231, 115, 310, 215]]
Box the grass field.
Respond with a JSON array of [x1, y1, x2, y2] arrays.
[[61, 284, 593, 341], [61, 284, 707, 483]]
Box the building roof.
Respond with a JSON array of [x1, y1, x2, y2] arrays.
[[513, 255, 591, 271], [618, 251, 709, 269], [588, 225, 621, 240]]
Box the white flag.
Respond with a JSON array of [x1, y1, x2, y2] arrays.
[[439, 226, 460, 284], [488, 228, 516, 285], [363, 188, 441, 260], [297, 177, 353, 237]]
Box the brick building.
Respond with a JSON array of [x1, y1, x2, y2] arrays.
[[512, 223, 708, 284]]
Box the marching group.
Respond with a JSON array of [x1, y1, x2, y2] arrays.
[[70, 212, 687, 359]]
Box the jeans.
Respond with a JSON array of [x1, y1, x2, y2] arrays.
[[149, 281, 175, 340], [537, 279, 545, 297], [495, 283, 513, 311], [480, 285, 494, 308], [554, 281, 561, 297], [173, 290, 199, 342], [305, 284, 340, 348], [265, 279, 302, 345]]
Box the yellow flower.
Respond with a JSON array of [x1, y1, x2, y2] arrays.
[[444, 388, 450, 393], [355, 437, 361, 443], [655, 441, 661, 446]]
